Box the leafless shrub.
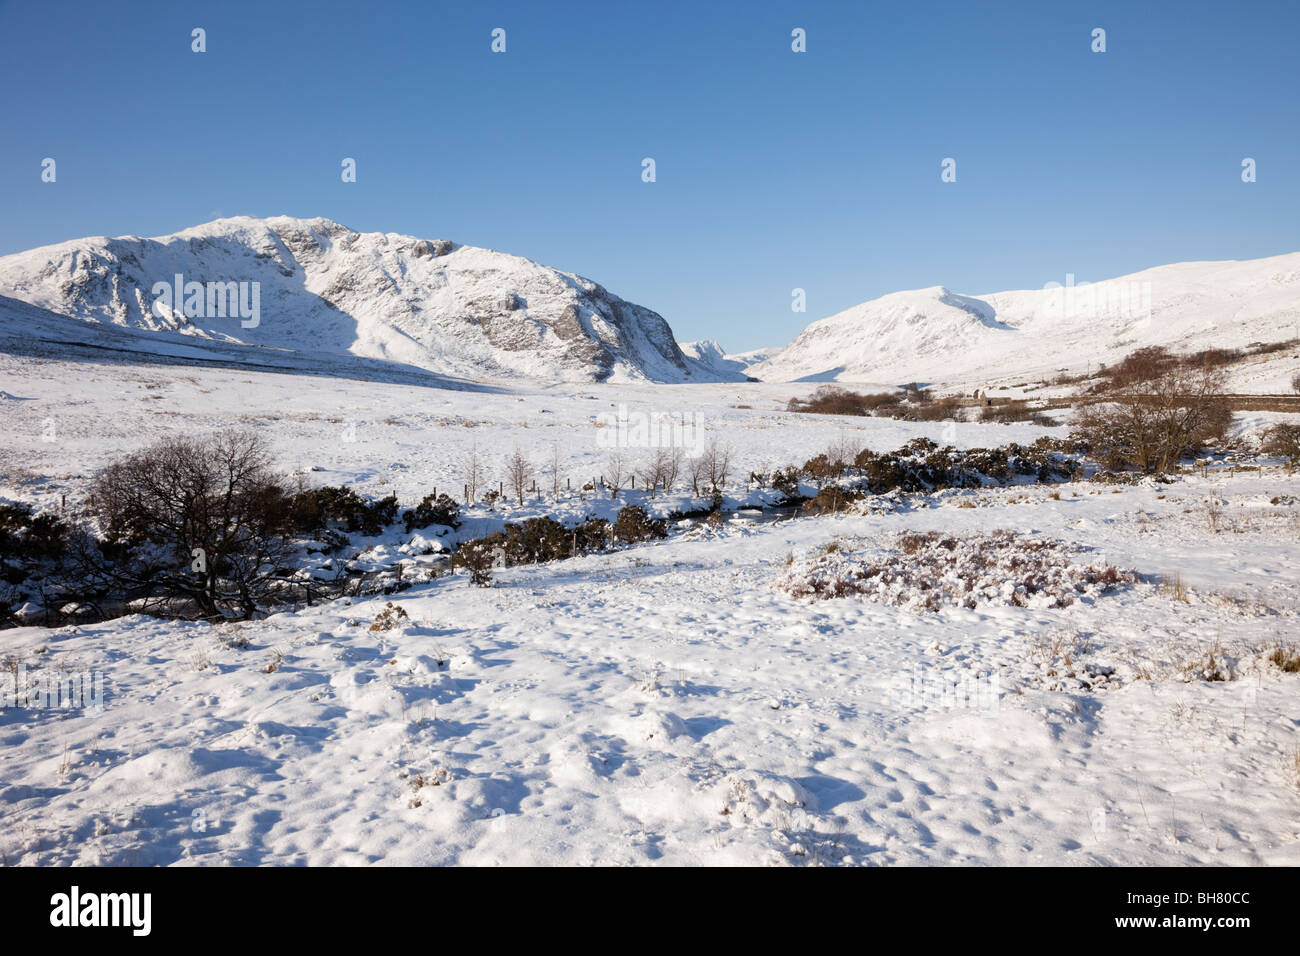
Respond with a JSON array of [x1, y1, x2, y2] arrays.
[[459, 441, 485, 505], [369, 602, 409, 631], [826, 434, 861, 472], [637, 446, 683, 498], [85, 429, 294, 618], [1161, 572, 1190, 603], [699, 438, 732, 494], [1268, 645, 1300, 673], [189, 646, 212, 672], [1203, 499, 1225, 534], [505, 447, 534, 505], [1073, 352, 1230, 472], [549, 442, 562, 498], [1261, 423, 1300, 469], [659, 446, 683, 494], [605, 452, 627, 498]]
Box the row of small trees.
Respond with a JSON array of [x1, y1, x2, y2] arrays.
[[608, 439, 733, 498], [3, 429, 738, 623], [463, 439, 734, 505], [5, 348, 1292, 624]]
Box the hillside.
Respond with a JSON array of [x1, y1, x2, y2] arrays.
[[750, 254, 1300, 388], [0, 216, 716, 384]]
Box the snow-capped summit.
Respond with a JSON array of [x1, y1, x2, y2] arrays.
[[750, 254, 1300, 385], [0, 216, 713, 384], [678, 339, 780, 381]]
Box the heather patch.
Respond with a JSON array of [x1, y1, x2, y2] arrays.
[[779, 529, 1138, 611]]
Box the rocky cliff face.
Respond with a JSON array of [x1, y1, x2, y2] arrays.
[[0, 216, 710, 383]]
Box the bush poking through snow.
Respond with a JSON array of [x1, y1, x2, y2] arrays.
[[802, 486, 863, 516], [771, 466, 801, 500], [452, 516, 612, 583], [369, 602, 409, 631], [407, 766, 452, 808], [1261, 424, 1300, 470], [1268, 645, 1300, 673], [0, 502, 71, 626], [451, 538, 499, 587], [402, 493, 461, 533], [612, 505, 668, 544], [263, 646, 285, 674], [1073, 349, 1231, 472], [1160, 572, 1190, 603], [290, 485, 398, 536], [87, 429, 298, 619], [796, 437, 1080, 498], [778, 530, 1138, 611]]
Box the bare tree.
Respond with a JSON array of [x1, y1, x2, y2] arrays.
[[506, 447, 534, 505], [86, 429, 294, 618], [605, 452, 627, 498], [700, 437, 732, 493], [1262, 423, 1300, 469], [550, 442, 562, 498], [827, 432, 860, 473], [687, 450, 708, 496], [1291, 372, 1300, 395], [1074, 356, 1230, 472], [638, 453, 662, 498], [660, 446, 683, 493], [639, 447, 682, 498], [460, 441, 484, 505]]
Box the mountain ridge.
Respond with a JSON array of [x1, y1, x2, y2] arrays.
[[750, 252, 1300, 386], [0, 215, 720, 385]]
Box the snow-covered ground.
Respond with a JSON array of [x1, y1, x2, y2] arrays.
[[2, 351, 1298, 866], [0, 348, 1062, 514]]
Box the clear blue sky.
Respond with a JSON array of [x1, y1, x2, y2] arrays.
[[1, 0, 1297, 351]]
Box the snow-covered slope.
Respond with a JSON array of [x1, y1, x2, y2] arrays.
[[0, 216, 708, 384], [678, 339, 776, 381], [751, 254, 1300, 387]]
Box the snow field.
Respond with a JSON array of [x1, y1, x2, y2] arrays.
[[2, 470, 1297, 866], [1, 351, 1297, 866]]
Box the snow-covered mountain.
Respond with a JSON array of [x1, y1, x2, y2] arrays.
[[0, 216, 712, 384], [677, 339, 777, 381], [750, 254, 1300, 387]]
